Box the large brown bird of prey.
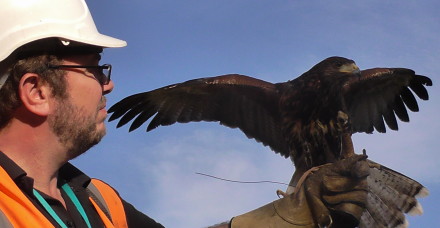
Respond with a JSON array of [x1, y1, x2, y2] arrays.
[[109, 56, 431, 227]]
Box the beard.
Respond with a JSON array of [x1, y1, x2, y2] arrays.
[[48, 96, 107, 159]]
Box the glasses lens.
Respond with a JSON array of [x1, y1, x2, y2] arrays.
[[101, 64, 111, 85], [47, 64, 112, 85], [90, 65, 111, 85]]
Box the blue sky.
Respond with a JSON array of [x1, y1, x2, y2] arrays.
[[73, 1, 438, 227]]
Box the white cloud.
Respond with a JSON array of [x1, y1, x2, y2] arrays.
[[131, 127, 293, 228]]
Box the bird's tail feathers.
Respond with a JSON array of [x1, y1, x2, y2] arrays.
[[359, 159, 428, 228]]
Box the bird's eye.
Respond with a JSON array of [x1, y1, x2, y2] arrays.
[[335, 62, 343, 67]]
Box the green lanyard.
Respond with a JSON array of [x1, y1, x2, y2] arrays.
[[33, 182, 92, 228]]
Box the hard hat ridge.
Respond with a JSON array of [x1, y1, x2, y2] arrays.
[[0, 0, 127, 63]]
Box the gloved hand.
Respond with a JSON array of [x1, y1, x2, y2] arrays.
[[231, 154, 369, 228]]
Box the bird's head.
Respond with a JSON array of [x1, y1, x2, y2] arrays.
[[310, 56, 361, 77]]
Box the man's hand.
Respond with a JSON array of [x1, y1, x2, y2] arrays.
[[231, 154, 369, 228]]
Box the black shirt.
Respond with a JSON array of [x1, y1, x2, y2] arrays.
[[0, 151, 164, 228]]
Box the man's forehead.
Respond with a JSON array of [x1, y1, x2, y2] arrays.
[[62, 53, 102, 63]]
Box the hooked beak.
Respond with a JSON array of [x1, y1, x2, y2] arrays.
[[339, 63, 361, 76]]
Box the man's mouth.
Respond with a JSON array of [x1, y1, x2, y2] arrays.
[[98, 96, 107, 110]]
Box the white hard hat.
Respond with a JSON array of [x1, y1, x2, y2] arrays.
[[0, 0, 127, 62]]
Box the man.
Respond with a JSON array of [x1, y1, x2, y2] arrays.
[[0, 0, 368, 227]]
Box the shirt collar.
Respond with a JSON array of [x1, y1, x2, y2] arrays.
[[59, 162, 91, 188], [0, 151, 91, 191], [0, 150, 27, 180]]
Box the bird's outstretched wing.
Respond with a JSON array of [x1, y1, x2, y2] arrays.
[[108, 74, 290, 156], [343, 68, 432, 133]]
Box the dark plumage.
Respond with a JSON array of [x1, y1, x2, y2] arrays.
[[108, 56, 432, 227], [109, 56, 431, 178]]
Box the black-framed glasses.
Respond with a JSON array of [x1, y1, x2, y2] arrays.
[[48, 64, 112, 85]]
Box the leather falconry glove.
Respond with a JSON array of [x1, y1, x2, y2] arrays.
[[231, 154, 369, 228]]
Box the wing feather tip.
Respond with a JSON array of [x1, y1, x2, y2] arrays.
[[416, 187, 430, 198], [408, 201, 424, 216], [116, 121, 127, 129], [396, 219, 409, 228], [146, 124, 158, 132], [108, 115, 117, 122], [128, 124, 140, 132], [417, 75, 433, 86]]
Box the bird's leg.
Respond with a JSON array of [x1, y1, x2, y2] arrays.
[[341, 133, 355, 159], [304, 143, 313, 168], [337, 111, 355, 159]]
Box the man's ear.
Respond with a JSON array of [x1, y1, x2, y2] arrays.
[[18, 73, 52, 116]]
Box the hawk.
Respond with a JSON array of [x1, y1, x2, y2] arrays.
[[109, 56, 431, 227]]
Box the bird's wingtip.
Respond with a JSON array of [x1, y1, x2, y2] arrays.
[[396, 219, 409, 228], [408, 201, 424, 216], [416, 187, 429, 198]]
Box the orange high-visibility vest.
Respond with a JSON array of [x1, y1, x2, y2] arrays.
[[0, 166, 128, 228]]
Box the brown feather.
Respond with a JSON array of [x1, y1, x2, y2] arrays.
[[109, 57, 432, 178], [359, 160, 427, 227], [109, 57, 432, 227]]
